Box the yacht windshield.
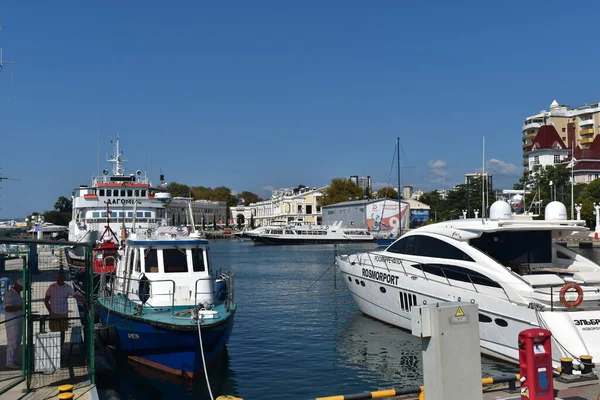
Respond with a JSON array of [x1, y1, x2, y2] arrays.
[[470, 231, 552, 265]]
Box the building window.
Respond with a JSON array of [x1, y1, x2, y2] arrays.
[[562, 128, 566, 132], [306, 205, 313, 214], [554, 155, 561, 164], [534, 156, 540, 166]]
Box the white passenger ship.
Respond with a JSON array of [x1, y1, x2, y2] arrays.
[[68, 138, 171, 245], [336, 200, 600, 369], [248, 221, 375, 245]]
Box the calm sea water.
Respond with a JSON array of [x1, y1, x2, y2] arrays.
[[99, 240, 586, 400]]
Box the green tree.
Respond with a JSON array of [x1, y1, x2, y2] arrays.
[[166, 182, 193, 198], [54, 196, 72, 213], [238, 191, 262, 206], [320, 178, 364, 206], [377, 187, 398, 199]]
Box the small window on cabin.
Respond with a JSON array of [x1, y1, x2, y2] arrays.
[[127, 212, 134, 218], [99, 189, 105, 196], [137, 212, 143, 218], [134, 249, 141, 273], [92, 212, 100, 218], [101, 212, 107, 217], [163, 249, 188, 273], [145, 212, 151, 218], [121, 189, 126, 196], [106, 190, 112, 196], [135, 190, 140, 196], [142, 190, 147, 197], [556, 251, 570, 260], [127, 190, 133, 197], [191, 248, 205, 272], [144, 249, 159, 273]]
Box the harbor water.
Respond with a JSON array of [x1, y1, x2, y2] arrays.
[[97, 240, 537, 399]]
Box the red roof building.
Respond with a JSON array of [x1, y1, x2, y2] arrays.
[[526, 125, 570, 173]]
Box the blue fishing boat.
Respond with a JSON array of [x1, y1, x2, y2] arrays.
[[96, 221, 236, 378]]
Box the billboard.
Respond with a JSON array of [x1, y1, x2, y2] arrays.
[[410, 209, 430, 228], [366, 200, 410, 234]]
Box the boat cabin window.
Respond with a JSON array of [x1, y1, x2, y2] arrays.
[[92, 212, 100, 218], [145, 212, 151, 218], [127, 190, 133, 197], [127, 212, 134, 218], [191, 248, 205, 272], [121, 189, 126, 196], [163, 249, 188, 273], [106, 190, 112, 196], [135, 190, 140, 196], [470, 231, 551, 269], [556, 250, 571, 260], [387, 235, 474, 262], [137, 212, 143, 217], [144, 249, 159, 273], [141, 190, 146, 197], [417, 263, 501, 288], [99, 189, 105, 196], [134, 249, 141, 272]]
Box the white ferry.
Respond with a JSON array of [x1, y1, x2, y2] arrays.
[[68, 138, 171, 245]]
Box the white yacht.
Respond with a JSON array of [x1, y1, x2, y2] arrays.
[[249, 221, 375, 245], [68, 138, 171, 245], [336, 200, 600, 369], [0, 221, 24, 238]]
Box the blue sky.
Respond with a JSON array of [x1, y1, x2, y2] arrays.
[[1, 1, 600, 218]]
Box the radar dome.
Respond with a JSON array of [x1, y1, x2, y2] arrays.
[[155, 192, 173, 202], [545, 201, 567, 220], [489, 200, 513, 220]]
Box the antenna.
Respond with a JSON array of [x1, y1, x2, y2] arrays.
[[97, 116, 100, 177]]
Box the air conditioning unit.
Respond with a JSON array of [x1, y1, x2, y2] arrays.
[[35, 332, 61, 372]]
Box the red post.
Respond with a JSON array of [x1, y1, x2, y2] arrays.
[[595, 232, 598, 240], [518, 328, 554, 400]]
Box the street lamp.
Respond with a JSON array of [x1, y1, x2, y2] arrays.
[[575, 203, 582, 221], [474, 209, 479, 219], [462, 209, 467, 219]]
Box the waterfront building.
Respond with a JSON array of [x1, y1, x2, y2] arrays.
[[231, 186, 325, 228], [525, 125, 570, 173], [522, 100, 600, 175], [402, 185, 413, 199], [168, 197, 227, 228]]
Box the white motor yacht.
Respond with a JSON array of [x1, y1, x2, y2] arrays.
[[336, 200, 600, 369]]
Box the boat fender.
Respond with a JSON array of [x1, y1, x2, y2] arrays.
[[559, 282, 584, 308], [138, 274, 151, 305]]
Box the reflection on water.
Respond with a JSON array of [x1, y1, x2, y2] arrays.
[[96, 347, 238, 399], [336, 312, 422, 387]]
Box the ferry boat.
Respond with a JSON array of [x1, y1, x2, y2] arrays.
[[96, 210, 236, 378], [336, 200, 600, 370], [248, 221, 375, 245], [68, 138, 171, 246]]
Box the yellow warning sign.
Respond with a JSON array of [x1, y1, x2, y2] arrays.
[[455, 307, 465, 317]]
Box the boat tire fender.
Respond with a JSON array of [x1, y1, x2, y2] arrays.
[[559, 282, 583, 308]]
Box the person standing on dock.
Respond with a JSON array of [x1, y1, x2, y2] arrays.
[[44, 271, 84, 346], [4, 278, 23, 369]]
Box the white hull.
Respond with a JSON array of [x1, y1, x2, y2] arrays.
[[338, 255, 600, 369]]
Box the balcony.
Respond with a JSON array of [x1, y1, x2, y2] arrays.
[[579, 119, 594, 127], [523, 132, 537, 140], [522, 142, 532, 150], [581, 136, 595, 144], [581, 127, 595, 135], [522, 122, 541, 131]]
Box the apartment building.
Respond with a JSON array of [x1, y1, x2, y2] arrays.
[[522, 100, 600, 174]]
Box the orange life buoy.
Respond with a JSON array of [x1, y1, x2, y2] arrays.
[[559, 282, 584, 308]]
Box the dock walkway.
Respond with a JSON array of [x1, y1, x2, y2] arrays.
[[0, 248, 98, 399]]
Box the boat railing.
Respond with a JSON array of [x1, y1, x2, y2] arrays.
[[346, 251, 512, 301], [99, 274, 176, 313]]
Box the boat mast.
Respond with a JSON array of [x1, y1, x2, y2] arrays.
[[482, 136, 486, 219], [107, 136, 126, 177], [397, 137, 401, 236]]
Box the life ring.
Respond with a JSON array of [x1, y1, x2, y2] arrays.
[[559, 282, 584, 308]]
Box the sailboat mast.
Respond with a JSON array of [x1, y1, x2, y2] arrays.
[[482, 136, 486, 218], [397, 137, 401, 234]]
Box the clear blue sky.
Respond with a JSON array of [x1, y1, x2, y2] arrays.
[[1, 1, 599, 219]]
